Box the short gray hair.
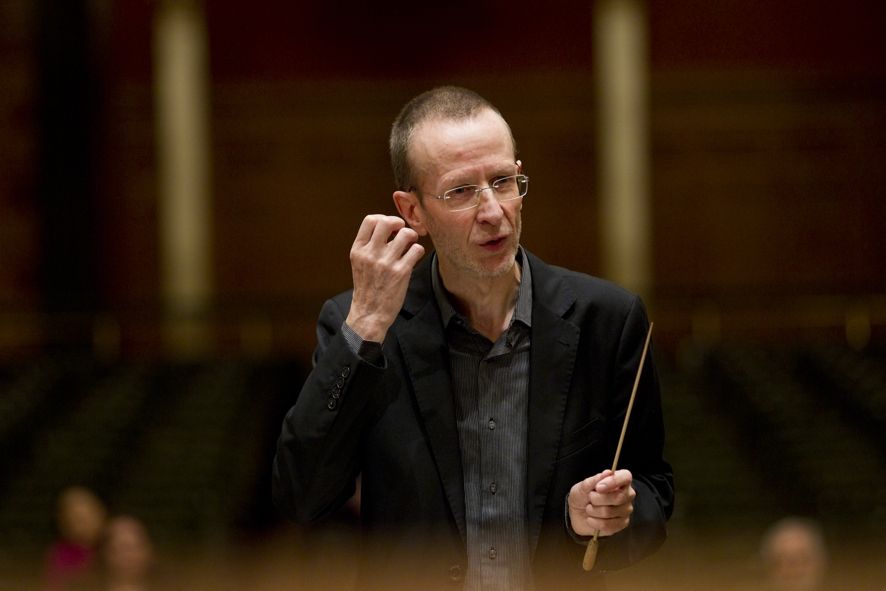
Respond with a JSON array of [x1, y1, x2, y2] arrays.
[[389, 86, 516, 192]]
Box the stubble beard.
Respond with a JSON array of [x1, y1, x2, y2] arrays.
[[436, 223, 521, 282]]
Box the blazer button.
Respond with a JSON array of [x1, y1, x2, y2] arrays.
[[327, 398, 337, 411], [448, 564, 463, 583], [336, 377, 345, 388], [341, 366, 350, 377]]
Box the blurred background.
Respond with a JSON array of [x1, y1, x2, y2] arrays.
[[1, 0, 884, 589]]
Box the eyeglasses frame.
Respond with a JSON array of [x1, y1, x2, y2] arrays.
[[412, 174, 529, 212]]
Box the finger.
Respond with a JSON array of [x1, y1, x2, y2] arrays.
[[585, 501, 632, 521], [353, 214, 384, 246], [368, 216, 406, 246], [582, 470, 613, 496], [588, 488, 634, 510], [569, 470, 612, 508], [596, 469, 632, 493], [400, 242, 426, 269], [386, 227, 420, 258]]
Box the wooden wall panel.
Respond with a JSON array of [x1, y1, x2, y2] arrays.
[[97, 81, 159, 307], [3, 1, 886, 357], [0, 0, 38, 310], [651, 72, 886, 299]]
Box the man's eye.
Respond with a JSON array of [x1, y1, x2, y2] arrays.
[[447, 186, 474, 197], [493, 177, 516, 189]]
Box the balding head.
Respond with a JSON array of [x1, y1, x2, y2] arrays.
[[389, 86, 516, 192]]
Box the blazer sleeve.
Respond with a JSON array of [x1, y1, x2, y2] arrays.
[[272, 296, 387, 524], [595, 295, 674, 570]]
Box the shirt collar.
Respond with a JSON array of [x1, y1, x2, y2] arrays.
[[431, 246, 533, 329]]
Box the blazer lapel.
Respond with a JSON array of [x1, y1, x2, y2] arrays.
[[397, 260, 467, 543], [526, 254, 580, 556]]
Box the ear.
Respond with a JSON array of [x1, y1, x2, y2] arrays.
[[393, 190, 428, 236]]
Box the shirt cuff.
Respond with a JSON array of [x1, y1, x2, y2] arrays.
[[341, 321, 385, 367]]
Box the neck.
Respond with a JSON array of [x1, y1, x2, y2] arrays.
[[439, 260, 521, 342]]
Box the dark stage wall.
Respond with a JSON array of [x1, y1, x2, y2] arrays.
[[1, 0, 884, 357]]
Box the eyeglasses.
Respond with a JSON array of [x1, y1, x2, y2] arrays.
[[423, 174, 529, 212]]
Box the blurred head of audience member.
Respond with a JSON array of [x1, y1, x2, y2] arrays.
[[44, 486, 108, 590], [760, 517, 828, 591], [101, 515, 155, 591]]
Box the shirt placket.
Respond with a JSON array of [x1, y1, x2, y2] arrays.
[[478, 334, 513, 589]]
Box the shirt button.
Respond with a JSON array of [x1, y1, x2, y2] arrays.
[[488, 419, 496, 430], [490, 482, 497, 494], [488, 547, 497, 560]]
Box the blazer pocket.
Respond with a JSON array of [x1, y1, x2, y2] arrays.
[[556, 417, 604, 462]]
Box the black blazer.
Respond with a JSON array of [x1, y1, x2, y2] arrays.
[[273, 250, 674, 589]]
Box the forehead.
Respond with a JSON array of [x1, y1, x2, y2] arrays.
[[410, 109, 515, 185]]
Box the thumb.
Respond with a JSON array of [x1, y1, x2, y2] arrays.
[[571, 470, 613, 503]]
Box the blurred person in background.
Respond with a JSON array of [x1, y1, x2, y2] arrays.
[[759, 517, 828, 591], [274, 86, 673, 590], [71, 514, 159, 591], [98, 515, 157, 591], [43, 486, 107, 591]]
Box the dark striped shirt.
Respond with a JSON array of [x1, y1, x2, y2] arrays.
[[432, 249, 533, 591]]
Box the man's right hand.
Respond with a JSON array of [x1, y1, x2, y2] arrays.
[[345, 215, 425, 343]]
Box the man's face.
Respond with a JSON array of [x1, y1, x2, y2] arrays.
[[408, 109, 523, 282], [766, 527, 826, 591]]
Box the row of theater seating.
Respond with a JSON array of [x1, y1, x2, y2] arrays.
[[0, 357, 302, 557], [665, 343, 886, 536], [0, 343, 883, 557]]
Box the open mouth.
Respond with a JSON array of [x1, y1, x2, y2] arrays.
[[480, 236, 507, 248]]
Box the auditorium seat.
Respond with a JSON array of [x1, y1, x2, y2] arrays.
[[0, 357, 301, 557], [701, 344, 886, 533]]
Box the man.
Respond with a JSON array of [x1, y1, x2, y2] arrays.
[[760, 517, 829, 591], [273, 86, 673, 590]]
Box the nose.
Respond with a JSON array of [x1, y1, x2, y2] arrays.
[[474, 189, 504, 224]]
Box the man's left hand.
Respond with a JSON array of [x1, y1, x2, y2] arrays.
[[567, 469, 636, 537]]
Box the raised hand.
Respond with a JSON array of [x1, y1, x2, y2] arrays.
[[345, 215, 425, 343]]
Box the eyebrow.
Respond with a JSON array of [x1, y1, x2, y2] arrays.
[[448, 166, 516, 186], [437, 162, 517, 191]]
